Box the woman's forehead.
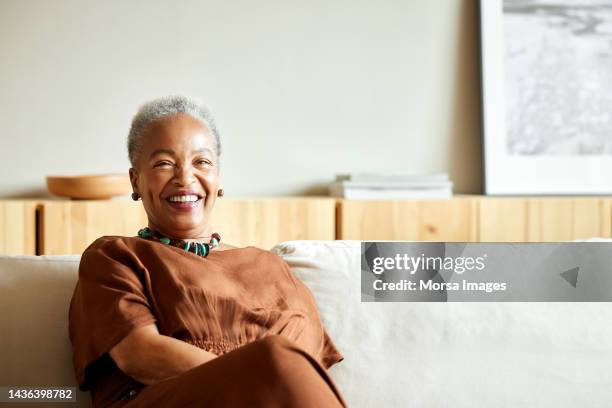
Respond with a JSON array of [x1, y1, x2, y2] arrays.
[[142, 114, 216, 153]]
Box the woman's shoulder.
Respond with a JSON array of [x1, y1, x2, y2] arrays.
[[212, 244, 289, 268], [79, 236, 149, 271], [83, 235, 140, 255]]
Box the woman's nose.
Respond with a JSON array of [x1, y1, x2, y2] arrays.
[[174, 165, 196, 186]]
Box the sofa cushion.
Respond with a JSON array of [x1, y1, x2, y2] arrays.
[[271, 240, 612, 408], [0, 255, 90, 407]]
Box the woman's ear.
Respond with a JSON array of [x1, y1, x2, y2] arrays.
[[128, 167, 139, 194]]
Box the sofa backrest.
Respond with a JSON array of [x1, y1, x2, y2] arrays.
[[0, 255, 88, 407]]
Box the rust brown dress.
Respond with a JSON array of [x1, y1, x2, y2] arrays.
[[68, 236, 345, 408]]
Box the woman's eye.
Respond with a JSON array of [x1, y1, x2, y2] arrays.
[[197, 160, 212, 166], [154, 161, 173, 167]]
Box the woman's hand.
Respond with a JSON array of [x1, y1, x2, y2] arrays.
[[109, 324, 217, 385]]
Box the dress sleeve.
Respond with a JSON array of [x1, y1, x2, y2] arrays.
[[68, 238, 157, 390], [320, 330, 344, 369], [274, 254, 344, 370]]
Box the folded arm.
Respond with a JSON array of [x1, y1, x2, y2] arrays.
[[109, 323, 217, 385]]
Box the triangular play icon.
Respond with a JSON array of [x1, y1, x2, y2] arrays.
[[560, 267, 579, 288]]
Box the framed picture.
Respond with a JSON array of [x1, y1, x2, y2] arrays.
[[479, 0, 612, 195]]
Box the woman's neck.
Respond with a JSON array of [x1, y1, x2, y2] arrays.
[[147, 224, 213, 243]]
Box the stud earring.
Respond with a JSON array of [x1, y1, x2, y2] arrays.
[[217, 189, 224, 197], [131, 192, 141, 201]]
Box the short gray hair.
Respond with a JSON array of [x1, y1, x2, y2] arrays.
[[127, 95, 221, 167]]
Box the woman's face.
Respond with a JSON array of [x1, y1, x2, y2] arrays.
[[129, 113, 220, 239]]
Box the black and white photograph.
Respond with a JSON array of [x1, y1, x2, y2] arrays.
[[505, 0, 612, 156], [481, 0, 612, 194]]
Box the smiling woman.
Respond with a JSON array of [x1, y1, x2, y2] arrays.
[[68, 96, 346, 408]]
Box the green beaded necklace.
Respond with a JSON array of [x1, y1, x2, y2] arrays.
[[138, 227, 221, 258]]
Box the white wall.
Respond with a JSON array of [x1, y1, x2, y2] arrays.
[[0, 0, 482, 198]]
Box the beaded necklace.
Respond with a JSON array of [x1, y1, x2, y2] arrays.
[[137, 227, 221, 257]]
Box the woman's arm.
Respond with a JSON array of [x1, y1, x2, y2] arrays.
[[109, 324, 217, 385]]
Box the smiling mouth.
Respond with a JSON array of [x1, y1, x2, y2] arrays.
[[166, 196, 202, 203], [165, 195, 203, 210]]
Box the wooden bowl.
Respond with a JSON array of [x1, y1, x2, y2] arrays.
[[46, 174, 131, 200]]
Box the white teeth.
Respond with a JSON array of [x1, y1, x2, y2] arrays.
[[168, 195, 199, 203]]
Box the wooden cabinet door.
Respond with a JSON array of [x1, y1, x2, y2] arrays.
[[212, 198, 336, 249], [479, 197, 612, 242], [525, 197, 612, 242], [39, 200, 148, 255], [0, 200, 37, 255], [338, 198, 478, 241]]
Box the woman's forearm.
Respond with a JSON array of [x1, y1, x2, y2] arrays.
[[110, 324, 217, 386], [127, 334, 217, 385]]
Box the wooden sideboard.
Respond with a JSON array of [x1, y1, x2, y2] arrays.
[[1, 196, 612, 255]]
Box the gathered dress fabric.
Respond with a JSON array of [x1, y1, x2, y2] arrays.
[[68, 236, 345, 408]]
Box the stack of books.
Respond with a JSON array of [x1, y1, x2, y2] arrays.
[[329, 173, 453, 199]]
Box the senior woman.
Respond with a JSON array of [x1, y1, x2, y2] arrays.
[[68, 96, 346, 408]]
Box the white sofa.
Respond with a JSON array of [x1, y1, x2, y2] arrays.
[[1, 241, 612, 407]]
